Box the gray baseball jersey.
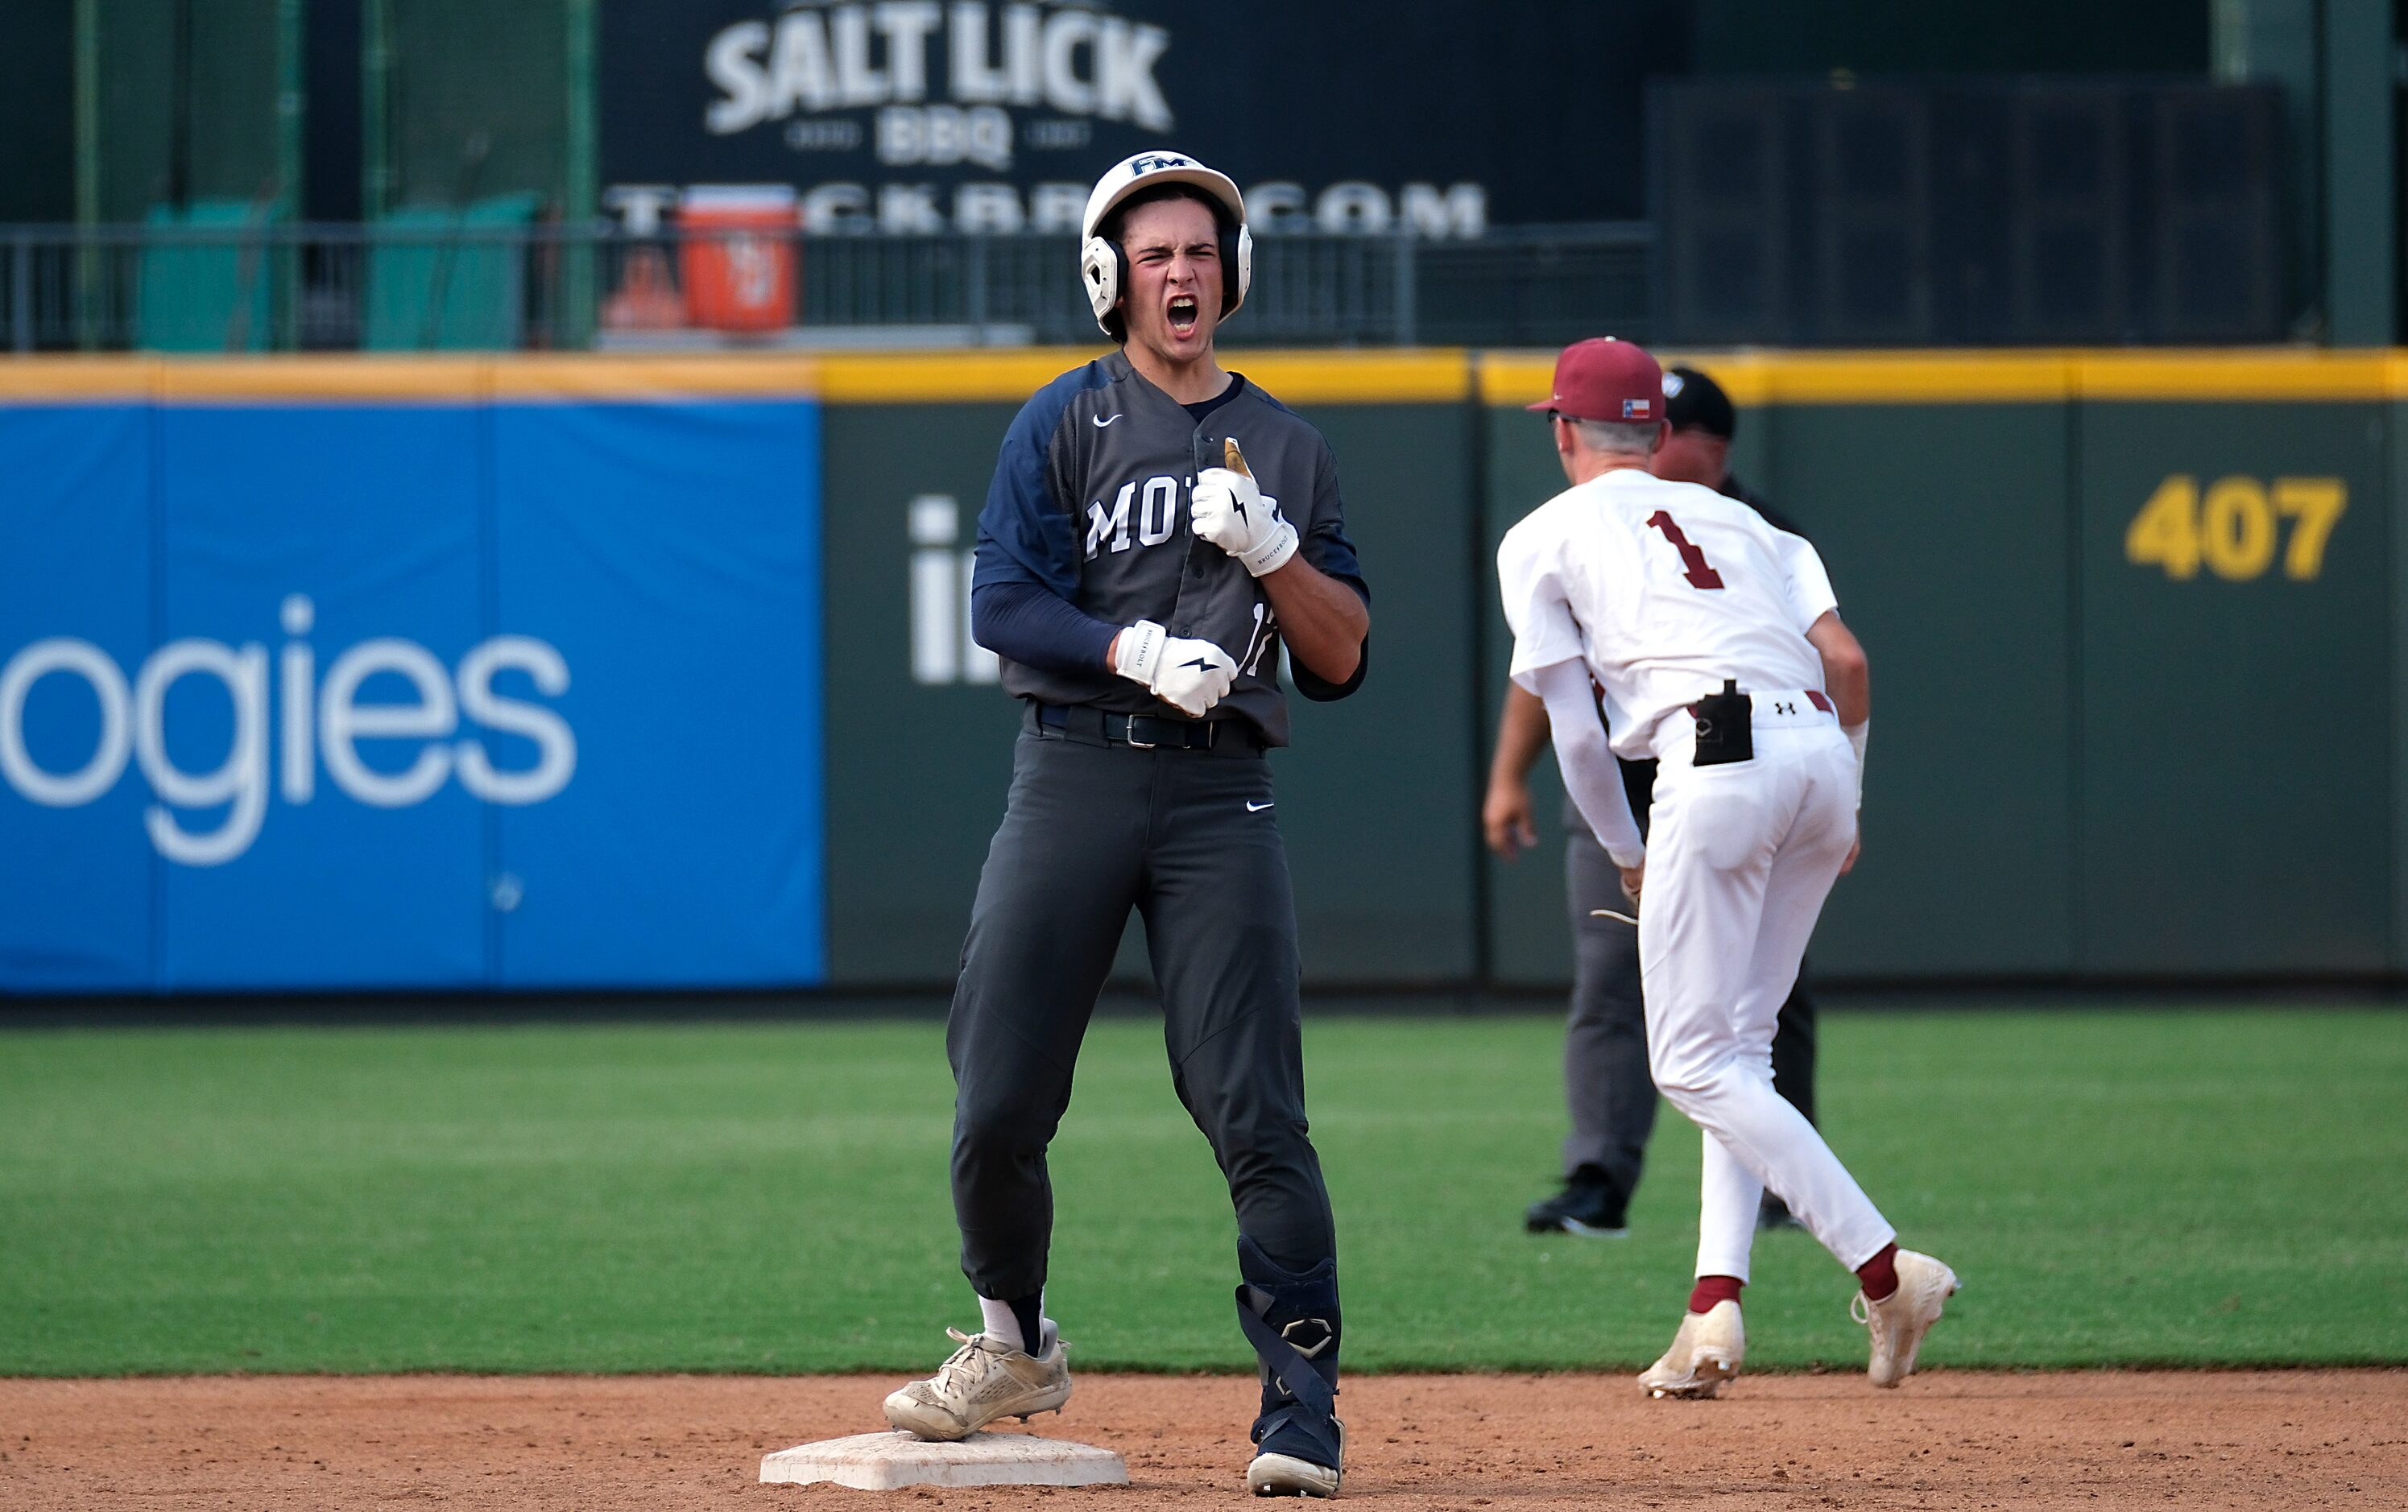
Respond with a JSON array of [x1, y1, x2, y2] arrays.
[[971, 349, 1369, 746]]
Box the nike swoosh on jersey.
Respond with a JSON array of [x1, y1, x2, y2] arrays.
[[1246, 800, 1274, 812], [1092, 413, 1123, 427]]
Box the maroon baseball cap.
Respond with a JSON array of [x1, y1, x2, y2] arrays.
[[1527, 337, 1665, 424]]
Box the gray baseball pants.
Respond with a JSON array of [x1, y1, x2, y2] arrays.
[[1562, 822, 1818, 1196], [947, 708, 1336, 1303]]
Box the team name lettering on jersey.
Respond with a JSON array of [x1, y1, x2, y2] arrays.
[[1084, 475, 1276, 560]]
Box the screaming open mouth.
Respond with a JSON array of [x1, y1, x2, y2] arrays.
[[1168, 295, 1199, 334]]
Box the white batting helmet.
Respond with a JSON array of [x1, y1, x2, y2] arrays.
[[1078, 151, 1252, 338]]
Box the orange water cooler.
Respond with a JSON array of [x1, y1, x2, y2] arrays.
[[677, 185, 799, 332]]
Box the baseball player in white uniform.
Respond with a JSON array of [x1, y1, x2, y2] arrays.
[[1496, 337, 1959, 1398]]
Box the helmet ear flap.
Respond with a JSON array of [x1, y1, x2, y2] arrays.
[[1225, 224, 1252, 320], [1081, 235, 1127, 338]]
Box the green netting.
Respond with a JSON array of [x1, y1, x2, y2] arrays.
[[385, 0, 566, 215], [136, 198, 275, 351], [365, 192, 539, 349], [95, 0, 285, 223]]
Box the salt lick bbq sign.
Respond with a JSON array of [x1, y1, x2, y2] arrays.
[[604, 0, 1488, 238]]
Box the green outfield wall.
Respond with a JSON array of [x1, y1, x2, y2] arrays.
[[1478, 350, 2403, 985], [9, 349, 2405, 989], [819, 347, 2408, 987], [815, 353, 1484, 987]]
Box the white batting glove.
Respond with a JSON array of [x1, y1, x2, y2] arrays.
[[1113, 619, 1237, 717], [1191, 466, 1299, 576]]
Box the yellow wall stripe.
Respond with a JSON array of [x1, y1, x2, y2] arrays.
[[813, 349, 1091, 403], [2073, 349, 2398, 401], [486, 355, 819, 401], [9, 348, 2408, 405], [1481, 348, 2408, 407], [1737, 351, 2075, 405], [0, 349, 1470, 404], [1222, 349, 1471, 403], [808, 347, 1471, 403], [1478, 352, 1567, 408], [157, 357, 491, 403], [0, 359, 159, 401]]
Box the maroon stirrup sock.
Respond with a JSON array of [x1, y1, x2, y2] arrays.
[[1856, 1243, 1900, 1303], [1688, 1275, 1744, 1314]]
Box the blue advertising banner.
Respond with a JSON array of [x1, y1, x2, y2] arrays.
[[155, 403, 491, 989], [0, 392, 825, 994], [0, 403, 155, 991], [490, 401, 825, 987]]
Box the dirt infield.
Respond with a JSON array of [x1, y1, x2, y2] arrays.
[[3, 1370, 2401, 1510]]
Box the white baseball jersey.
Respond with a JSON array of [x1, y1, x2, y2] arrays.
[[1500, 462, 1901, 1297], [1497, 467, 1839, 762]]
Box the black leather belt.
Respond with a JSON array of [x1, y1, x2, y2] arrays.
[[1034, 701, 1258, 752]]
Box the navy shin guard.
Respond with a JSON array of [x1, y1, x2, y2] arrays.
[[1234, 1234, 1343, 1473]]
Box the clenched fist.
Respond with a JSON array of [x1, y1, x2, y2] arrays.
[[1113, 619, 1238, 717], [1191, 440, 1298, 576]]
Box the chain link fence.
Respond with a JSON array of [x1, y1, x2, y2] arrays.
[[0, 222, 1654, 354]]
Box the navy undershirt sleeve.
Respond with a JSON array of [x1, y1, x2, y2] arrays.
[[967, 362, 1124, 675], [971, 580, 1119, 675], [1289, 437, 1371, 701], [972, 364, 1107, 600]]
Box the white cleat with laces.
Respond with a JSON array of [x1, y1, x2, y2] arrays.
[[1637, 1299, 1745, 1399], [1853, 1250, 1960, 1388], [882, 1325, 1073, 1441]]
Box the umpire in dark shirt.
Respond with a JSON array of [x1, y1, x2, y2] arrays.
[[1483, 366, 1824, 1237]]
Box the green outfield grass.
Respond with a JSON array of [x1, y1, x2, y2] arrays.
[[0, 1007, 2401, 1376]]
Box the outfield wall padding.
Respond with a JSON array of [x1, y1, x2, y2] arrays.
[[819, 367, 1479, 988], [1478, 351, 2400, 984], [0, 368, 825, 992], [2, 350, 2403, 993]]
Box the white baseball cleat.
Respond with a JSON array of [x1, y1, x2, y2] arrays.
[[1246, 1420, 1343, 1498], [882, 1325, 1072, 1441], [1853, 1250, 1960, 1388], [1636, 1299, 1745, 1399]]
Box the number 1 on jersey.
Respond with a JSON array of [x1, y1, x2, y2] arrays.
[[1645, 511, 1726, 589]]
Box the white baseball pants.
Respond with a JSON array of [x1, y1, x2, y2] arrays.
[[1639, 716, 1896, 1283]]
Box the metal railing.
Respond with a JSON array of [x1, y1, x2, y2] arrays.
[[0, 221, 1655, 354]]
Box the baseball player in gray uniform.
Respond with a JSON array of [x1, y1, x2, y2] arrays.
[[881, 152, 1370, 1499]]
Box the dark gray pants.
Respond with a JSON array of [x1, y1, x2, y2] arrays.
[[1562, 824, 1818, 1197], [947, 714, 1335, 1303]]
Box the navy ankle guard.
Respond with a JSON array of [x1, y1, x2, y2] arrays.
[[1234, 1234, 1342, 1466]]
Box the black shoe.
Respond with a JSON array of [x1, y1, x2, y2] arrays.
[[1757, 1197, 1803, 1231], [1525, 1175, 1628, 1237]]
